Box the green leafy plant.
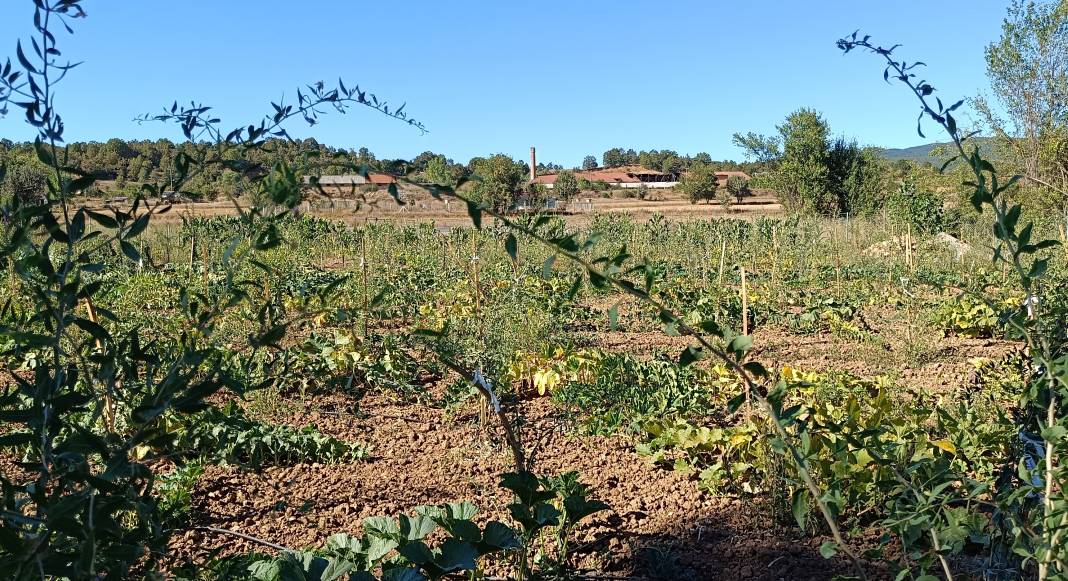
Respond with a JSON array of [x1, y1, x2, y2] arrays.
[[887, 179, 946, 234], [173, 403, 370, 466], [157, 461, 205, 527], [932, 294, 1005, 338], [501, 471, 608, 580], [0, 3, 420, 577], [239, 503, 519, 581], [836, 31, 1068, 579]]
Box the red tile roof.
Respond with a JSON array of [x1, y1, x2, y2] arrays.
[[532, 169, 645, 184], [366, 173, 397, 184], [714, 171, 752, 181]]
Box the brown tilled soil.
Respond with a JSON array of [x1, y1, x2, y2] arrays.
[[165, 316, 1014, 578], [169, 393, 872, 580]]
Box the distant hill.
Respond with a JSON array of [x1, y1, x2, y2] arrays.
[[877, 137, 997, 164]]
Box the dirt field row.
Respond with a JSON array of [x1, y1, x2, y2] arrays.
[[93, 189, 782, 228]]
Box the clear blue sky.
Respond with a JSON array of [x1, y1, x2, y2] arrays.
[[0, 1, 1010, 167]]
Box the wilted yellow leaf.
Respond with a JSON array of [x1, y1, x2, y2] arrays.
[[932, 439, 957, 455]]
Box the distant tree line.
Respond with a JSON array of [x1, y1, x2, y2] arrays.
[[0, 136, 770, 212], [0, 138, 530, 203], [595, 147, 764, 175]]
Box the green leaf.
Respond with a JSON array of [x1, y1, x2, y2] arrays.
[[86, 210, 119, 229], [380, 568, 425, 581], [742, 361, 768, 378], [541, 254, 556, 279], [365, 536, 398, 563], [363, 515, 401, 538], [505, 233, 517, 262], [819, 540, 838, 559], [398, 541, 434, 565], [791, 488, 809, 528], [727, 335, 753, 359], [466, 201, 482, 230], [1028, 258, 1048, 279], [480, 521, 520, 550], [434, 538, 478, 572], [124, 212, 151, 239], [1041, 425, 1067, 443], [698, 319, 722, 336], [678, 344, 704, 367], [400, 514, 437, 541], [119, 240, 141, 264], [533, 502, 561, 527], [608, 303, 619, 330], [72, 317, 110, 343], [318, 557, 353, 581], [445, 502, 477, 521], [67, 174, 98, 194]]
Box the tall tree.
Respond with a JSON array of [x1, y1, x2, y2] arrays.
[[424, 154, 455, 187], [470, 154, 525, 211], [553, 170, 580, 200], [725, 175, 751, 203], [602, 148, 626, 168], [581, 155, 598, 170], [977, 0, 1068, 209], [774, 108, 832, 213], [680, 163, 718, 204], [731, 131, 782, 164], [827, 138, 887, 216]]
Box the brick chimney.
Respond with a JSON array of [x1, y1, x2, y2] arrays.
[[530, 147, 536, 182]]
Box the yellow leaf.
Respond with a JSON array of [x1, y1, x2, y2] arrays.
[[932, 439, 957, 455], [781, 366, 795, 381]]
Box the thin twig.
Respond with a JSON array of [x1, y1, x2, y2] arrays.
[[195, 526, 291, 552]]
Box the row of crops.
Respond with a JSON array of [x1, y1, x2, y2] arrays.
[[3, 203, 1064, 579]]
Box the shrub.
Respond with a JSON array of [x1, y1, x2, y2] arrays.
[[679, 163, 718, 204], [725, 175, 750, 203], [554, 170, 579, 200], [887, 179, 946, 233]]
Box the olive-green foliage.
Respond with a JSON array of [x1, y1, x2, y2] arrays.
[[740, 110, 888, 216], [725, 175, 750, 202], [469, 153, 526, 211], [175, 403, 370, 466], [774, 108, 833, 213], [837, 30, 1068, 579], [553, 352, 711, 434], [827, 138, 886, 215], [422, 154, 456, 187], [0, 151, 50, 204], [553, 169, 580, 200], [157, 462, 205, 526], [183, 473, 605, 581], [979, 0, 1068, 213], [0, 4, 422, 578], [679, 163, 718, 204], [886, 179, 946, 233]]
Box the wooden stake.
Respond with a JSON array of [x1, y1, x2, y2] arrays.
[[188, 230, 197, 270], [85, 297, 115, 433], [740, 266, 749, 336], [771, 226, 779, 287], [360, 231, 370, 339], [717, 239, 726, 285], [470, 235, 489, 428], [835, 243, 842, 299], [905, 223, 913, 271], [702, 242, 709, 287]]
